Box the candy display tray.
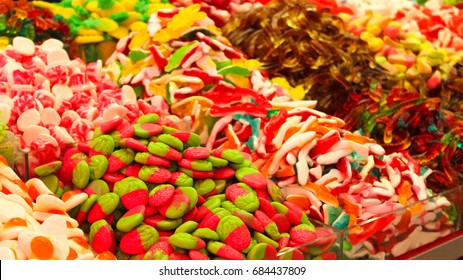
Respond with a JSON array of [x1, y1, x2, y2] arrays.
[[10, 140, 463, 260], [274, 184, 463, 260]]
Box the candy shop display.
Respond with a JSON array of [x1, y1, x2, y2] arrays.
[[0, 0, 462, 261], [102, 3, 460, 259], [11, 118, 340, 260], [222, 0, 393, 116], [32, 0, 175, 62], [0, 0, 74, 52]]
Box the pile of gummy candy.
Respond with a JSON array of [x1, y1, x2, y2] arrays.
[[0, 0, 461, 260]]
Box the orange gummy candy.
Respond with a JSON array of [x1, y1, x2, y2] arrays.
[[4, 217, 27, 229], [31, 236, 54, 260]]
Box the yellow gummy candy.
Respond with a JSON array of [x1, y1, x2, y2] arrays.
[[122, 12, 142, 27], [153, 4, 207, 43], [130, 22, 148, 32], [32, 1, 54, 10], [108, 26, 130, 40], [85, 1, 101, 13], [98, 18, 119, 33], [0, 36, 9, 49], [78, 28, 103, 36], [100, 2, 126, 18], [227, 74, 251, 89], [149, 81, 168, 99], [75, 35, 105, 44], [272, 77, 306, 100], [71, 0, 85, 7], [90, 12, 101, 19], [120, 0, 136, 11], [129, 30, 151, 50], [147, 3, 175, 15], [232, 59, 260, 70]]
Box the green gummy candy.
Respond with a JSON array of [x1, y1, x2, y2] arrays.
[[138, 165, 159, 182], [161, 125, 179, 134], [221, 149, 244, 164], [193, 179, 216, 195], [136, 113, 159, 124], [158, 134, 184, 151], [206, 156, 228, 168], [155, 217, 183, 231], [183, 132, 201, 148], [214, 180, 227, 194], [34, 161, 62, 177], [92, 127, 103, 139], [147, 142, 169, 156], [177, 187, 198, 210], [235, 167, 259, 181], [174, 221, 198, 234], [271, 202, 288, 214], [192, 228, 219, 241], [72, 161, 90, 189], [165, 41, 198, 72], [242, 238, 258, 255], [232, 184, 259, 212], [80, 194, 98, 212], [216, 215, 247, 242], [220, 201, 238, 212], [75, 5, 90, 17], [89, 155, 109, 180], [137, 225, 160, 250], [211, 207, 231, 218], [40, 174, 59, 194], [117, 212, 144, 232], [109, 11, 129, 23], [114, 177, 148, 197], [201, 197, 222, 211], [168, 233, 201, 250], [86, 180, 109, 196], [229, 160, 253, 170], [190, 159, 213, 171], [246, 243, 269, 260], [171, 172, 193, 188], [90, 135, 115, 155], [98, 0, 115, 9], [253, 232, 278, 248], [129, 50, 149, 63], [111, 148, 135, 165], [205, 194, 226, 202], [70, 152, 87, 161], [217, 65, 251, 77], [97, 193, 120, 215], [267, 183, 284, 203], [264, 222, 281, 241], [332, 212, 350, 230]]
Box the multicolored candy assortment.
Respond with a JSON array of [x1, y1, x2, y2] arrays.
[[0, 0, 73, 49], [26, 115, 339, 260], [32, 0, 175, 62], [0, 154, 118, 260], [0, 0, 462, 261]]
